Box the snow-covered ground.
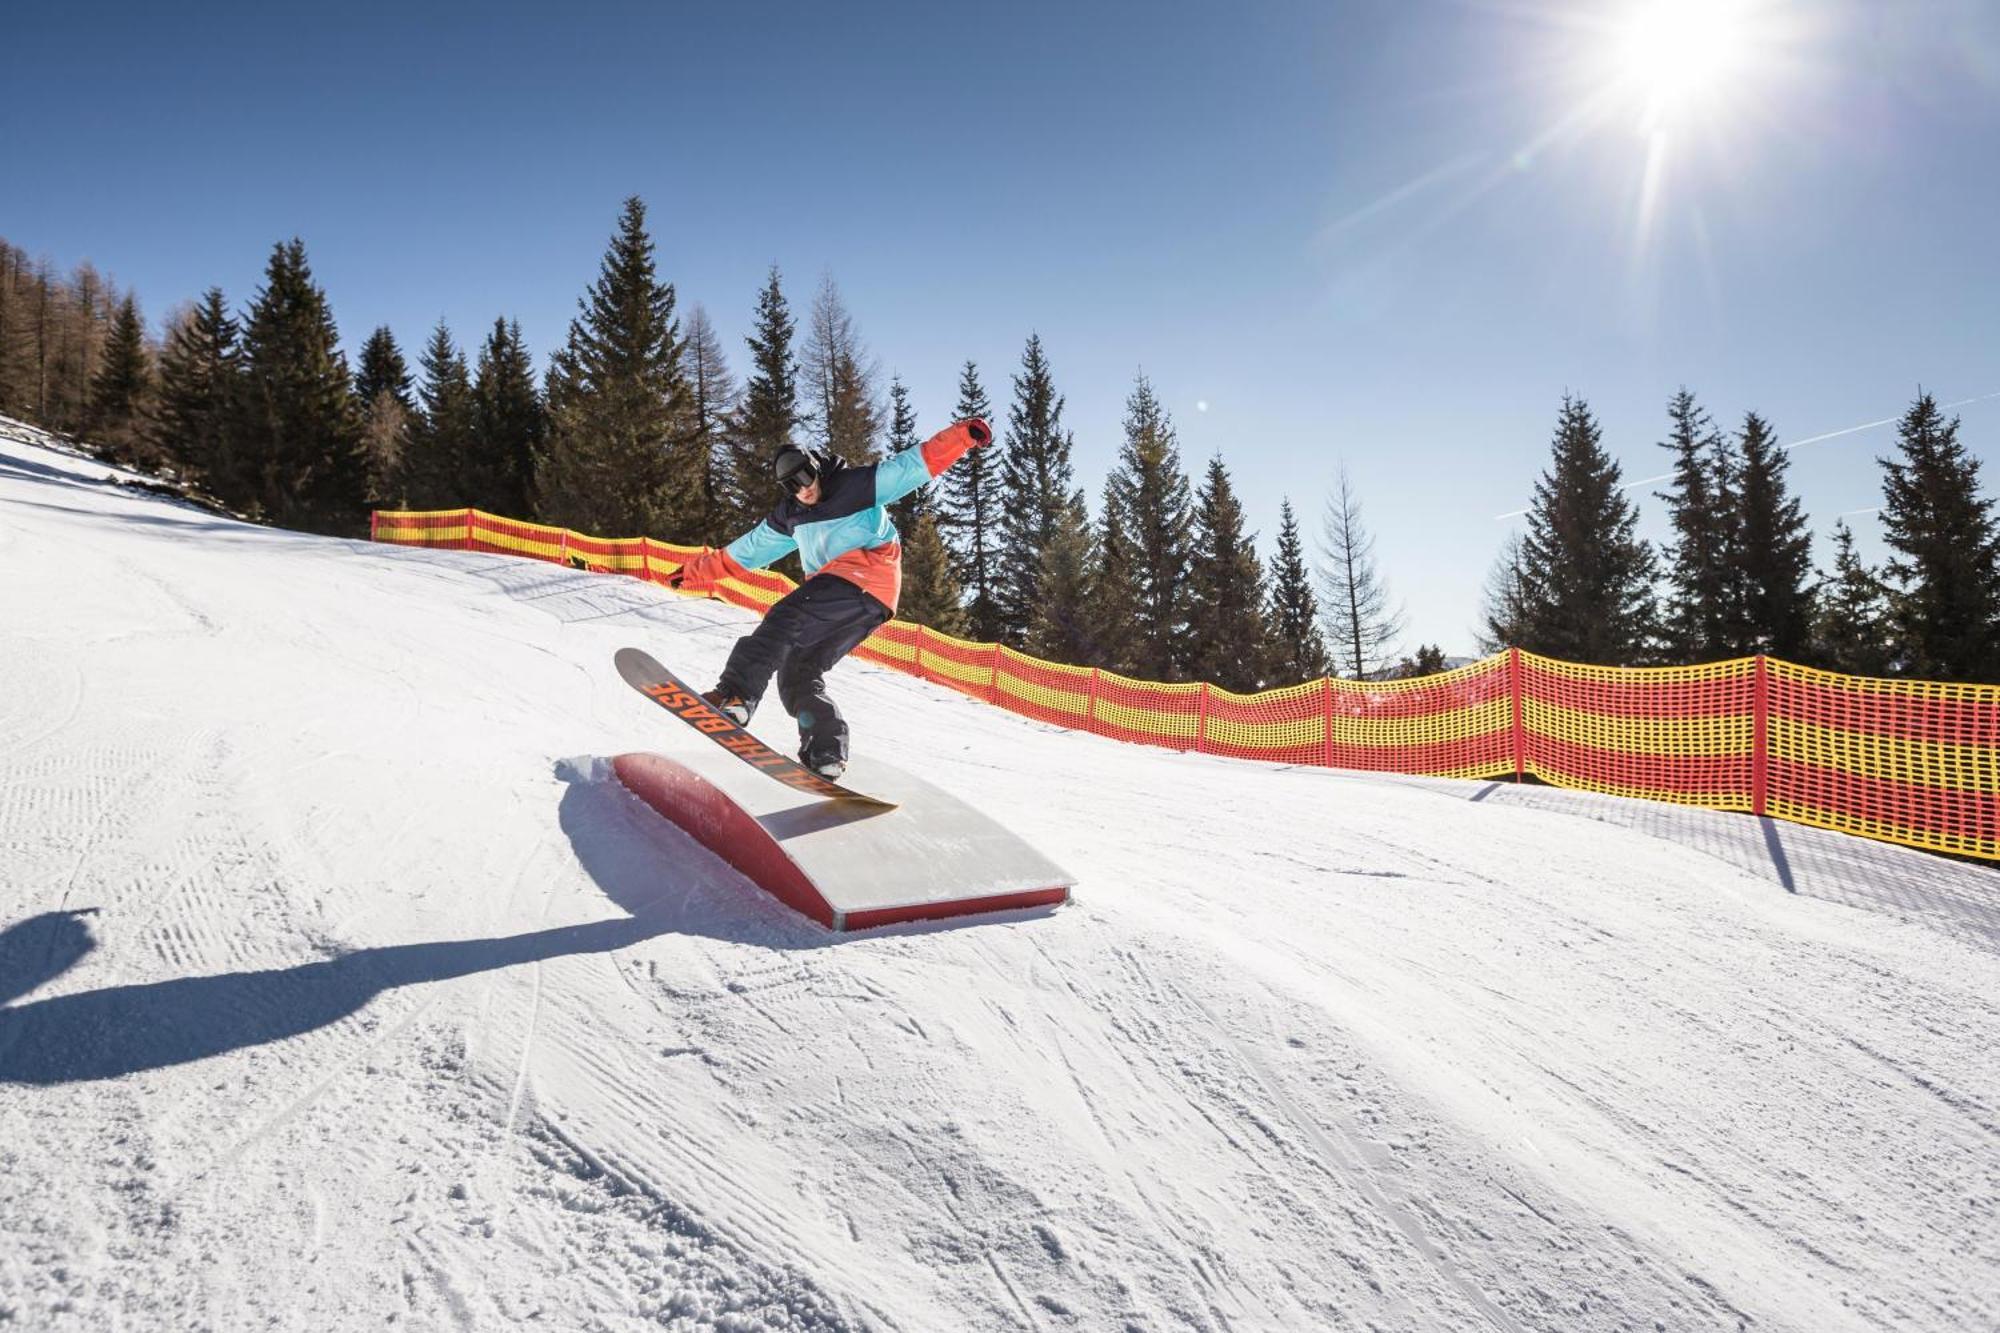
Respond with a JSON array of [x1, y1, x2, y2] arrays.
[[2, 417, 1996, 1332]]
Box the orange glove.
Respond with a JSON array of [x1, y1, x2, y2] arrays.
[[667, 548, 743, 594]]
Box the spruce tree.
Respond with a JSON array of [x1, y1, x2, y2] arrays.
[[538, 196, 691, 537], [1811, 520, 1894, 676], [994, 335, 1076, 644], [406, 320, 476, 510], [236, 238, 365, 534], [1735, 411, 1816, 659], [1877, 391, 2000, 681], [1104, 374, 1194, 679], [1655, 388, 1737, 659], [1266, 497, 1331, 681], [354, 325, 415, 510], [1319, 465, 1404, 679], [885, 375, 926, 525], [880, 373, 962, 630], [898, 509, 969, 637], [88, 294, 152, 466], [1023, 490, 1099, 665], [1186, 455, 1275, 692], [151, 287, 239, 495], [682, 302, 738, 544], [1391, 645, 1449, 678], [1090, 478, 1144, 675], [726, 265, 801, 533], [1515, 393, 1658, 664], [471, 318, 542, 518], [937, 360, 1004, 640]]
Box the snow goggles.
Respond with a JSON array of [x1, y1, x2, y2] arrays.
[[773, 448, 821, 495]]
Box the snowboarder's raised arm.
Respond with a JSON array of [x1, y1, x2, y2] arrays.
[[872, 418, 993, 509]]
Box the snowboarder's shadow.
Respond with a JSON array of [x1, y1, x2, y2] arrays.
[[0, 765, 1020, 1086], [0, 910, 665, 1087]]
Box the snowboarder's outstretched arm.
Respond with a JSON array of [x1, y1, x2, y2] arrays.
[[872, 418, 992, 509], [669, 522, 795, 593]]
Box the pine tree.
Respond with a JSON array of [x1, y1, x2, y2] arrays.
[[1735, 411, 1816, 658], [405, 320, 475, 509], [937, 360, 1004, 640], [1877, 391, 2000, 681], [879, 373, 963, 631], [150, 287, 239, 495], [726, 265, 801, 533], [1811, 520, 1894, 676], [1089, 478, 1144, 675], [1655, 388, 1737, 659], [1185, 455, 1274, 692], [1515, 393, 1658, 664], [1105, 374, 1194, 679], [1391, 644, 1449, 678], [1023, 490, 1099, 665], [236, 238, 364, 534], [1265, 497, 1330, 681], [538, 197, 691, 538], [802, 275, 881, 465], [682, 302, 738, 544], [470, 318, 543, 518], [88, 294, 152, 465], [885, 375, 926, 525], [1319, 465, 1404, 679], [897, 509, 969, 637], [994, 335, 1076, 644], [354, 325, 415, 510]]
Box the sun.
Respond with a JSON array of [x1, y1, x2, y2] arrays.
[[1610, 0, 1753, 131]]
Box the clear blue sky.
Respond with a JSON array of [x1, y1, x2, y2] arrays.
[[7, 0, 1998, 655]]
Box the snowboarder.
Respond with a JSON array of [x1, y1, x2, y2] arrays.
[[667, 417, 993, 779]]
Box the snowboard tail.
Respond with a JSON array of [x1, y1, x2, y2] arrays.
[[615, 647, 895, 808]]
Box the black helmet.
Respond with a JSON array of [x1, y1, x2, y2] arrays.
[[772, 446, 823, 495]]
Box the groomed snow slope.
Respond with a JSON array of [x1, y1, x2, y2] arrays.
[[2, 421, 1995, 1332]]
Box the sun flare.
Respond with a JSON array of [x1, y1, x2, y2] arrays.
[[1611, 0, 1752, 130]]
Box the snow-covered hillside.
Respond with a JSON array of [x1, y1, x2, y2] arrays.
[[2, 419, 1995, 1332]]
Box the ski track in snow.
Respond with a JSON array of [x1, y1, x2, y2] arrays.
[[2, 419, 1997, 1331]]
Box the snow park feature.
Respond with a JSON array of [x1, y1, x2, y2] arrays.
[[613, 648, 1074, 930], [4, 414, 1999, 1330]]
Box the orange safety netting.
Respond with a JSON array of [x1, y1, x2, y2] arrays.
[[373, 508, 2000, 863]]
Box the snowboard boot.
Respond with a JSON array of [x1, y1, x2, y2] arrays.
[[702, 688, 752, 727]]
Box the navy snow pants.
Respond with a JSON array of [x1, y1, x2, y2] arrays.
[[716, 573, 892, 768]]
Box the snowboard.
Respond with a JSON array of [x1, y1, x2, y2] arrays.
[[614, 647, 897, 808]]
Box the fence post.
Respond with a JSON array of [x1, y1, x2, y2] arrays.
[[1752, 654, 1770, 817], [369, 511, 379, 543], [1509, 647, 1525, 783], [463, 508, 476, 552], [1088, 668, 1101, 735], [1322, 676, 1336, 768], [988, 645, 1002, 705], [1196, 682, 1212, 754], [914, 627, 927, 682]]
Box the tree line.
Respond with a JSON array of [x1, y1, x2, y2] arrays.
[[1475, 388, 2000, 683], [4, 200, 1993, 687]]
